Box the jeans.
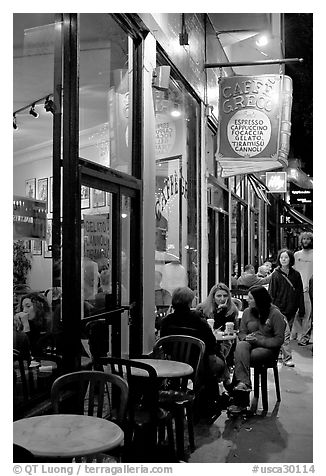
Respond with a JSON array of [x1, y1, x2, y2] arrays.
[[291, 291, 312, 342], [281, 317, 292, 362], [234, 340, 278, 388]]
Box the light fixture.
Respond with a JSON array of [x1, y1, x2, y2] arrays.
[[13, 114, 18, 130], [29, 104, 39, 118], [44, 96, 55, 114], [171, 103, 181, 118], [256, 34, 269, 47], [179, 13, 189, 45]]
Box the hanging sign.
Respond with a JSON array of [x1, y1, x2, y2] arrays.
[[266, 171, 287, 193], [13, 195, 47, 240], [217, 74, 293, 177]]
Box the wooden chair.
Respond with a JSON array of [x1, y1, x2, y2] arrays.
[[231, 289, 249, 309], [51, 370, 128, 462], [250, 359, 281, 414], [97, 356, 176, 462], [152, 334, 205, 460]]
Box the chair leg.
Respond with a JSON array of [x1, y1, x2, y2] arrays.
[[253, 367, 260, 400], [174, 407, 185, 461], [273, 366, 281, 401], [166, 420, 176, 459], [185, 404, 195, 452], [260, 368, 268, 411]]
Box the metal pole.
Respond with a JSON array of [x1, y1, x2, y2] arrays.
[[204, 58, 303, 69]]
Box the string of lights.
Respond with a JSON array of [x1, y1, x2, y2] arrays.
[[13, 94, 55, 130]]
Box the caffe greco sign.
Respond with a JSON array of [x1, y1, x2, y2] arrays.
[[217, 74, 293, 173]]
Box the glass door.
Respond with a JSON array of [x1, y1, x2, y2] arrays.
[[80, 172, 140, 358]]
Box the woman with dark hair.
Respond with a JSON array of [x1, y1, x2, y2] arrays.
[[269, 248, 305, 367], [232, 286, 286, 393], [14, 292, 51, 356]]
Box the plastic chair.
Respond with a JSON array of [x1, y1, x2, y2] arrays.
[[250, 359, 281, 414], [97, 356, 175, 462], [51, 370, 128, 461], [152, 335, 205, 460]]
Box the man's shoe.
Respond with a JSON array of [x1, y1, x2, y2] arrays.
[[233, 382, 251, 392], [283, 359, 295, 367]]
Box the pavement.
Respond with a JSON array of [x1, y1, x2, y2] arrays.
[[188, 340, 313, 463]]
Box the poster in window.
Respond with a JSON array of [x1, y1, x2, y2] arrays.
[[24, 240, 32, 253], [37, 178, 48, 209], [25, 178, 36, 199], [81, 186, 90, 209], [44, 219, 52, 258], [92, 188, 106, 208], [32, 240, 42, 256]]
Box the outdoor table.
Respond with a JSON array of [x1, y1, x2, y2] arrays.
[[13, 414, 124, 459], [130, 358, 193, 378]]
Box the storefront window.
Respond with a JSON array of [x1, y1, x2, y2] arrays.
[[13, 13, 58, 418], [79, 14, 133, 174], [154, 78, 199, 304]]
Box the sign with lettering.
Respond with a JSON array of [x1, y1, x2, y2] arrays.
[[290, 187, 313, 205], [266, 172, 287, 193], [83, 215, 110, 261], [217, 74, 293, 176], [13, 195, 47, 240]]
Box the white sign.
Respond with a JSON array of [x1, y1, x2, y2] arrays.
[[227, 109, 271, 157]]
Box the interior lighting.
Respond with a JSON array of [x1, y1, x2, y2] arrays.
[[171, 103, 181, 118], [29, 104, 39, 118], [256, 34, 269, 47], [44, 96, 55, 114], [13, 114, 18, 130]]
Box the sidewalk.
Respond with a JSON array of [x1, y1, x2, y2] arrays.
[[189, 340, 313, 463]]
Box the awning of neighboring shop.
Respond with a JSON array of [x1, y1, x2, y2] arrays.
[[281, 200, 313, 229], [247, 174, 271, 205]]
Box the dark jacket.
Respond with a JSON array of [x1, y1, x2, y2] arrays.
[[238, 304, 286, 350], [269, 267, 305, 319], [160, 307, 217, 355], [237, 272, 271, 289]]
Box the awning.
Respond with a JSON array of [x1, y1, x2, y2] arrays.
[[248, 174, 271, 205], [282, 200, 313, 229]]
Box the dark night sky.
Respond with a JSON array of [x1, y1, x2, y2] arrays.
[[284, 13, 313, 177]]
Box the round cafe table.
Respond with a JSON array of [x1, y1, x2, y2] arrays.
[[13, 414, 124, 459], [130, 358, 193, 378]]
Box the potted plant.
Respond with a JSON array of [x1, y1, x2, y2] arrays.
[[13, 240, 32, 286]]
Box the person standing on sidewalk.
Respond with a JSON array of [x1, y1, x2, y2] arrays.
[[269, 249, 305, 367], [293, 232, 313, 346]]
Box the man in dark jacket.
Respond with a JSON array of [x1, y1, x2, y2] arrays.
[[237, 265, 271, 289]]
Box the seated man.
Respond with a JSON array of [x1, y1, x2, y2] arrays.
[[160, 286, 226, 421], [237, 264, 271, 289]]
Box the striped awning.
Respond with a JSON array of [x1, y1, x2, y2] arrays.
[[247, 174, 271, 205]]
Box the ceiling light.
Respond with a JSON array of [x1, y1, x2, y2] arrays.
[[171, 103, 181, 118], [13, 114, 18, 130], [44, 96, 55, 114], [256, 34, 269, 47], [29, 104, 39, 118]]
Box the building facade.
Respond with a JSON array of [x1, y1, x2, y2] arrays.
[[13, 13, 287, 373]]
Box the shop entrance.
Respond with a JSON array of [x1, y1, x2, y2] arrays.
[[80, 168, 141, 358]]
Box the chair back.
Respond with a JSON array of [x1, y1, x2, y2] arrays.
[[231, 289, 249, 309], [98, 357, 160, 424], [152, 335, 205, 392], [51, 370, 128, 427]]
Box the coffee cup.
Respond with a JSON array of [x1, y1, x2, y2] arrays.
[[225, 322, 234, 335], [207, 319, 214, 329]]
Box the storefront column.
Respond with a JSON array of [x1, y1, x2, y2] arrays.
[[142, 32, 157, 354]]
